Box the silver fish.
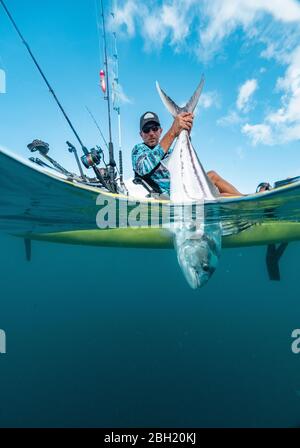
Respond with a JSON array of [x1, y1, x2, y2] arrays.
[[156, 77, 222, 289]]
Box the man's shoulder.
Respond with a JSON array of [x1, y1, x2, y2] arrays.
[[132, 143, 165, 162], [132, 142, 151, 158], [132, 142, 147, 152]]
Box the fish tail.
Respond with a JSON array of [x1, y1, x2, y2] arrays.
[[156, 75, 205, 117]]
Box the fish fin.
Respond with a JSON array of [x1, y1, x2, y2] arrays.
[[156, 81, 182, 117], [185, 75, 205, 113], [156, 75, 205, 117], [221, 220, 253, 236]]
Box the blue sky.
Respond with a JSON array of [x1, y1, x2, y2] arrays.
[[1, 0, 300, 192]]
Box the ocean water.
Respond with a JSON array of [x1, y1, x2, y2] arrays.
[[0, 232, 300, 428]]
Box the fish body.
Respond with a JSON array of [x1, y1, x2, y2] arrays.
[[174, 222, 221, 289], [156, 78, 222, 289]]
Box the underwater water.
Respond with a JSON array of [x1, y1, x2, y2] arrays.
[[0, 232, 300, 428]]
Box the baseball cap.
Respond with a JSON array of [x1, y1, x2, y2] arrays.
[[140, 111, 160, 132]]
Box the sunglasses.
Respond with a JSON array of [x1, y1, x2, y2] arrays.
[[142, 125, 160, 134]]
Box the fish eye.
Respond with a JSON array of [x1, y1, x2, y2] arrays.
[[202, 264, 210, 272]]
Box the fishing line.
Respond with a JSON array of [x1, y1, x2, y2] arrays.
[[85, 105, 108, 149], [0, 0, 87, 151], [0, 0, 117, 188]]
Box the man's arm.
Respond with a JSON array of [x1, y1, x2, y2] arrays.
[[132, 112, 194, 176], [160, 112, 194, 153]]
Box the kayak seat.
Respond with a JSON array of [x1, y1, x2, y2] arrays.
[[132, 175, 169, 200]]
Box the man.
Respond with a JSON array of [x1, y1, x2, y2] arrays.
[[132, 111, 243, 197]]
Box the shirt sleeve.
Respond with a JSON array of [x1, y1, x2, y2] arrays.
[[132, 143, 165, 176]]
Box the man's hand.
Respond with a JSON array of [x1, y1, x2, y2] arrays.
[[159, 112, 194, 153], [170, 112, 194, 137]]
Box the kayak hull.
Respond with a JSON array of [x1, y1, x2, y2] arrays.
[[20, 221, 300, 249]]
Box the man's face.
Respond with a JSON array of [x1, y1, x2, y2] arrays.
[[140, 122, 162, 147]]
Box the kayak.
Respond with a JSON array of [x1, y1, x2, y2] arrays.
[[1, 146, 300, 249]]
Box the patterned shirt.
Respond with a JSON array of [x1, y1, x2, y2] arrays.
[[132, 143, 173, 195]]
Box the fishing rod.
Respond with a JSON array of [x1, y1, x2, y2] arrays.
[[86, 105, 126, 191], [99, 0, 117, 193], [112, 29, 127, 194], [0, 0, 110, 188]]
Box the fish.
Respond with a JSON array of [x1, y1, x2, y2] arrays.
[[156, 77, 222, 289]]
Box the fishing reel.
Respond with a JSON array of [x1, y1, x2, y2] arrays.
[[81, 147, 102, 169], [80, 146, 112, 188]]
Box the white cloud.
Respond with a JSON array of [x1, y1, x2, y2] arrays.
[[111, 0, 140, 37], [236, 79, 258, 112], [112, 0, 198, 50], [200, 0, 300, 53], [218, 81, 257, 127], [143, 14, 168, 49], [242, 123, 273, 145], [115, 83, 132, 104], [112, 0, 300, 57], [244, 45, 300, 145], [199, 91, 220, 109], [278, 124, 300, 143], [109, 57, 132, 105], [161, 2, 192, 44], [268, 46, 300, 124], [217, 110, 243, 127], [112, 0, 300, 146]]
